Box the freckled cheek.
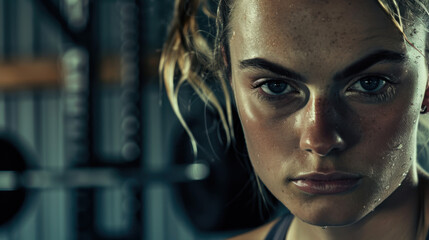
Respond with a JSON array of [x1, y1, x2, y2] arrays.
[[235, 97, 298, 176], [241, 119, 294, 187], [355, 104, 417, 177]]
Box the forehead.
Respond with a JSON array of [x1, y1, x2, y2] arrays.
[[229, 0, 413, 71]]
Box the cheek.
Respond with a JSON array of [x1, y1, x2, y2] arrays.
[[344, 90, 421, 207], [240, 117, 296, 174], [234, 89, 300, 180], [356, 101, 418, 177], [359, 82, 421, 153]]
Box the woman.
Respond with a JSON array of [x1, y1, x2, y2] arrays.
[[161, 0, 429, 239]]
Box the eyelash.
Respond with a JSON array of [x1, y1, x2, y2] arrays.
[[251, 75, 397, 103], [251, 79, 299, 101], [345, 75, 397, 103]]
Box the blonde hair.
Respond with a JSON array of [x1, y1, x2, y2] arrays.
[[159, 0, 234, 155]]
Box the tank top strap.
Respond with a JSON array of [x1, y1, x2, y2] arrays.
[[265, 214, 294, 240]]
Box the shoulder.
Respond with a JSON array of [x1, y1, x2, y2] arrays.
[[227, 217, 281, 240]]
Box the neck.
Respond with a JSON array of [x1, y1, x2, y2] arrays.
[[288, 166, 420, 240]]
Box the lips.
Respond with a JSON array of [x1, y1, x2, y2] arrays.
[[290, 172, 362, 195]]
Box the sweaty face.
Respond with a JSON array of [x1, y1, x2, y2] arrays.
[[229, 0, 428, 226]]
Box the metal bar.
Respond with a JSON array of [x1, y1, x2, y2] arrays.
[[0, 163, 210, 190], [35, 0, 83, 45]]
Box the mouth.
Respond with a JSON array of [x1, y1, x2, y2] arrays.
[[289, 172, 362, 195]]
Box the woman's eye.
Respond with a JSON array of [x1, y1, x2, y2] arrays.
[[260, 80, 295, 96], [348, 76, 386, 93]]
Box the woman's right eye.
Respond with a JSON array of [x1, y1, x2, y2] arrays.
[[259, 80, 295, 96]]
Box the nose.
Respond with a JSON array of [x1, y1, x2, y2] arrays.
[[299, 97, 346, 157]]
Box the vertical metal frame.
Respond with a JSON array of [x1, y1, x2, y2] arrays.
[[36, 0, 144, 239]]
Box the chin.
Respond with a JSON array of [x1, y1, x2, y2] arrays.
[[300, 214, 361, 227], [292, 203, 367, 227]]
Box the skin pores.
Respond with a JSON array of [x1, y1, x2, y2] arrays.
[[229, 0, 428, 226]]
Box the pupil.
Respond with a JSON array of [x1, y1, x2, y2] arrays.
[[268, 81, 287, 93], [360, 78, 380, 91]]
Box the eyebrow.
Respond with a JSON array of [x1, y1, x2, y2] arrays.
[[333, 50, 406, 81], [239, 58, 304, 80], [238, 50, 406, 81]]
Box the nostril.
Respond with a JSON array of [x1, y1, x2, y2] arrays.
[[298, 97, 347, 156], [300, 133, 346, 157]]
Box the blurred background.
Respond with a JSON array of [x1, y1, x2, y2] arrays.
[[0, 0, 281, 239], [4, 1, 429, 240]]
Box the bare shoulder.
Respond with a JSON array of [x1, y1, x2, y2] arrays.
[[227, 218, 280, 240]]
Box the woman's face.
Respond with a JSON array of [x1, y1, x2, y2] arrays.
[[229, 0, 429, 226]]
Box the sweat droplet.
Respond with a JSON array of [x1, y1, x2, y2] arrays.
[[394, 144, 403, 150]]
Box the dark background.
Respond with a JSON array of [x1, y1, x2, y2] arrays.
[[0, 0, 280, 239]]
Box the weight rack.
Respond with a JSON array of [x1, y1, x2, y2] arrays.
[[0, 0, 214, 240]]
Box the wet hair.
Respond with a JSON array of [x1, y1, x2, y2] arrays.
[[160, 0, 429, 153], [159, 0, 234, 155]]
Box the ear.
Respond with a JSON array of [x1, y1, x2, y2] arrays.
[[221, 45, 228, 68], [424, 41, 429, 112], [422, 82, 429, 113], [221, 45, 232, 84]]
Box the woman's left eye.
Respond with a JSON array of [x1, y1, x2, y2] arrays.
[[348, 76, 387, 93]]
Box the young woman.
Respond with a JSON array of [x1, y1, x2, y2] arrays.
[[161, 0, 429, 239]]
